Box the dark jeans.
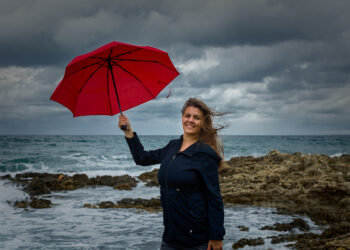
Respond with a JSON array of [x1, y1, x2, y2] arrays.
[[160, 240, 208, 250]]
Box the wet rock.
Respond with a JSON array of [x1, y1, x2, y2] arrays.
[[322, 232, 350, 249], [237, 225, 249, 231], [114, 183, 133, 190], [24, 178, 51, 196], [138, 168, 159, 187], [232, 237, 264, 249], [98, 201, 116, 209], [13, 200, 28, 209], [269, 234, 300, 244], [2, 173, 140, 199], [29, 198, 51, 208], [307, 184, 350, 204], [72, 174, 89, 188], [260, 218, 310, 232], [83, 203, 95, 208], [89, 175, 138, 189], [116, 198, 162, 212], [321, 222, 350, 239], [269, 233, 319, 245]]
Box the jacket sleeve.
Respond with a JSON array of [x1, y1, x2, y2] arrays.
[[198, 155, 225, 240], [125, 132, 169, 166]]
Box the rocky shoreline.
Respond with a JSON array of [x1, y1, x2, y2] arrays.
[[2, 150, 350, 249]]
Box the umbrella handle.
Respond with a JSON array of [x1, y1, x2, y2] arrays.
[[120, 125, 127, 131]]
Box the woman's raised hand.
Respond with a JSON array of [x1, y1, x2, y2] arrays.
[[118, 114, 134, 138]]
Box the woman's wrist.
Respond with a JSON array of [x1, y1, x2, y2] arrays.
[[124, 129, 134, 138]]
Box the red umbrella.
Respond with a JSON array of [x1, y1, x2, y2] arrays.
[[50, 41, 179, 120]]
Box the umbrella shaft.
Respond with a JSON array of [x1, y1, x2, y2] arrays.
[[108, 61, 123, 115]]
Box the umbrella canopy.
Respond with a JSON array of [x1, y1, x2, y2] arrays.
[[50, 41, 179, 117]]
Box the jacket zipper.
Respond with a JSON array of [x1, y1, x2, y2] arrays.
[[165, 153, 177, 239]]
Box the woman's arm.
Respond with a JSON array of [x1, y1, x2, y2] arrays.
[[118, 114, 169, 166]]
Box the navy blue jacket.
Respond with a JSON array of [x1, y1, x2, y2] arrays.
[[126, 133, 225, 247]]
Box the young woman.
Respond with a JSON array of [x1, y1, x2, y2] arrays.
[[118, 98, 225, 250]]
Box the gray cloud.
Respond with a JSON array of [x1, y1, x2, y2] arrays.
[[0, 0, 349, 135]]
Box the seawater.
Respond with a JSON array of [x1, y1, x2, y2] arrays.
[[1, 135, 349, 249]]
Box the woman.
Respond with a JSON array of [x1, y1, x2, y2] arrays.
[[118, 98, 225, 250]]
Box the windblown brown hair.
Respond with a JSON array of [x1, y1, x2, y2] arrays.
[[181, 97, 226, 170]]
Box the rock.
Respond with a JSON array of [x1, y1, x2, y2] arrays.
[[116, 198, 162, 212], [14, 200, 28, 209], [138, 168, 159, 187], [307, 184, 349, 204], [260, 218, 310, 232], [72, 174, 89, 188], [98, 201, 116, 209], [90, 175, 138, 189], [114, 183, 133, 190], [232, 237, 264, 249], [323, 232, 350, 249], [237, 225, 249, 231], [83, 203, 97, 208], [29, 198, 51, 208], [321, 222, 350, 239], [24, 178, 51, 196], [269, 234, 301, 244]]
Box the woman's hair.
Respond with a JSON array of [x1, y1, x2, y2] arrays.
[[181, 97, 226, 170]]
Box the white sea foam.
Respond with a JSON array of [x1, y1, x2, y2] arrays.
[[0, 180, 28, 207], [330, 153, 344, 157]]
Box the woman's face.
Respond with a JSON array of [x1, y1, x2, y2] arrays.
[[182, 106, 204, 137]]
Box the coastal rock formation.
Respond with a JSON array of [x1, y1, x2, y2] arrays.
[[115, 198, 162, 212], [232, 237, 264, 249], [221, 150, 350, 249], [138, 168, 159, 187], [12, 173, 138, 195], [84, 198, 162, 212], [2, 173, 138, 210], [259, 218, 310, 232]]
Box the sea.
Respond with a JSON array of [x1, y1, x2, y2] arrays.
[[0, 135, 349, 250]]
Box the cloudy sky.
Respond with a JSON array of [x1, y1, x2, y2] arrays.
[[1, 0, 350, 135]]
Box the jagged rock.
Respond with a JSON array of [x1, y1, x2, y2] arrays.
[[237, 225, 249, 231], [89, 175, 138, 189], [114, 183, 133, 190], [29, 198, 51, 208], [269, 233, 319, 244], [98, 201, 116, 209], [260, 218, 310, 232], [232, 237, 264, 249], [72, 174, 89, 188], [138, 168, 159, 187], [24, 178, 51, 196], [83, 203, 96, 208], [13, 200, 28, 208], [116, 198, 162, 212]]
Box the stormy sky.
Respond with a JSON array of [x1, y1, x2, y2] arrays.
[[1, 0, 349, 135]]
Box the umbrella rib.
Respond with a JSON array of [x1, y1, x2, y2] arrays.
[[112, 62, 155, 99], [106, 62, 113, 115], [114, 59, 178, 73], [78, 62, 106, 94], [66, 60, 104, 78]]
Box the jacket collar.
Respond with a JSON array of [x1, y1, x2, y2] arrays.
[[176, 135, 221, 161]]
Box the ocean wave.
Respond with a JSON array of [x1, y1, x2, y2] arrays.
[[0, 180, 28, 206]]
